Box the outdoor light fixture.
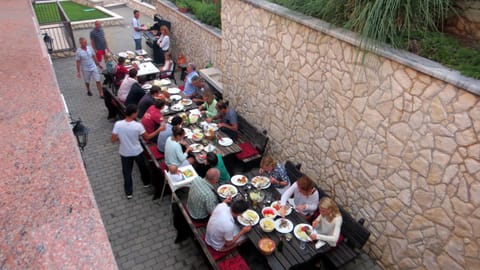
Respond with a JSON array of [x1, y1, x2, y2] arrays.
[[72, 119, 89, 152], [43, 32, 53, 53]]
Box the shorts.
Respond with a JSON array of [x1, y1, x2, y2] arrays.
[[95, 49, 105, 62], [82, 69, 101, 83]]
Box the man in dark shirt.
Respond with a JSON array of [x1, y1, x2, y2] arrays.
[[138, 86, 163, 118], [90, 21, 109, 62], [125, 76, 147, 106]]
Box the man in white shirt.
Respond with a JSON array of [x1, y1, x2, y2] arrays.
[[131, 10, 145, 50], [117, 69, 138, 103], [205, 200, 251, 251], [75, 37, 103, 98]]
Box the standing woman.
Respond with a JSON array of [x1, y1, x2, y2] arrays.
[[156, 25, 170, 65]]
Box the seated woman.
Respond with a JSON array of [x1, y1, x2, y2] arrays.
[[280, 175, 319, 219], [310, 197, 343, 248], [207, 100, 238, 139], [164, 126, 194, 172], [206, 152, 231, 185], [259, 156, 291, 194], [199, 88, 217, 118], [159, 52, 174, 79]]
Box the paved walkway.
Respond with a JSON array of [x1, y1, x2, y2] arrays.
[[52, 5, 381, 270]]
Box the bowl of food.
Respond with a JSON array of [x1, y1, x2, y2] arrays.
[[249, 190, 265, 203], [189, 114, 199, 124], [192, 132, 204, 142], [261, 207, 277, 218], [259, 218, 275, 233], [258, 238, 276, 256]]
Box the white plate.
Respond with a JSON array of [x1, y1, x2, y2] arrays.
[[181, 99, 193, 106], [204, 144, 216, 152], [190, 143, 203, 153], [183, 128, 192, 138], [294, 224, 313, 242], [126, 50, 135, 55], [143, 57, 152, 62], [118, 52, 128, 58], [231, 175, 248, 186], [218, 137, 233, 146], [275, 218, 294, 233], [171, 104, 184, 111], [161, 107, 169, 114], [237, 209, 260, 226], [142, 83, 152, 90], [217, 184, 238, 198], [251, 176, 271, 189], [170, 95, 182, 101], [208, 123, 218, 131], [167, 87, 181, 94], [160, 79, 171, 86], [271, 201, 293, 216]]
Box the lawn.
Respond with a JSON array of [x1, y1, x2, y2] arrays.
[[34, 1, 111, 24]]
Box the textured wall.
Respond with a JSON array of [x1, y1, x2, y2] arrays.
[[221, 0, 480, 269], [154, 0, 222, 70]]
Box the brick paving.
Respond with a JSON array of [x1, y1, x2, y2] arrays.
[[52, 5, 382, 270]]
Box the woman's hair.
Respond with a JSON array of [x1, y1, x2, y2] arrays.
[[260, 156, 276, 169], [318, 197, 340, 222], [160, 25, 170, 36], [296, 175, 315, 194], [216, 100, 229, 110], [172, 126, 185, 138]]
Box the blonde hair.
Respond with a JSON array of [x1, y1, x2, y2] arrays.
[[318, 197, 340, 222], [160, 25, 170, 36], [260, 156, 276, 169]]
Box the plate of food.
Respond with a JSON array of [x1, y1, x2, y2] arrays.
[[238, 209, 260, 226], [159, 79, 171, 86], [167, 87, 181, 94], [190, 143, 203, 153], [180, 168, 195, 178], [189, 114, 199, 124], [118, 52, 128, 58], [271, 201, 293, 216], [217, 184, 238, 198], [208, 123, 218, 131], [142, 83, 152, 90], [218, 137, 233, 146], [191, 132, 203, 142], [171, 104, 184, 111], [259, 218, 275, 233], [170, 95, 182, 101], [294, 224, 313, 242], [261, 207, 278, 218], [275, 218, 294, 233], [181, 99, 193, 106], [252, 176, 271, 189], [231, 175, 248, 186]]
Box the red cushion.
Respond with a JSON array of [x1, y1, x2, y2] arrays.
[[148, 144, 164, 160], [201, 235, 233, 261], [235, 142, 259, 160], [160, 161, 168, 172], [218, 254, 251, 270], [184, 208, 208, 228]]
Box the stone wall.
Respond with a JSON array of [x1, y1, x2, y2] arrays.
[[154, 0, 222, 70], [446, 0, 480, 40], [221, 0, 480, 269]]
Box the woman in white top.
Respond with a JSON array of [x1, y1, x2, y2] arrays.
[[159, 52, 174, 79], [310, 197, 343, 247], [156, 25, 170, 52], [280, 175, 319, 218]]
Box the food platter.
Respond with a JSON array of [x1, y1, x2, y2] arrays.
[[170, 95, 182, 101], [294, 224, 313, 242], [171, 104, 184, 111], [275, 218, 294, 233], [237, 209, 260, 226], [252, 176, 271, 189], [159, 79, 171, 86], [271, 201, 293, 216], [181, 99, 193, 106], [217, 184, 238, 198], [167, 87, 181, 94], [231, 175, 248, 186], [190, 143, 203, 153], [218, 137, 233, 146]]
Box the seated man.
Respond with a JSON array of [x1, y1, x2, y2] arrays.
[[187, 168, 222, 222], [138, 86, 163, 118], [208, 100, 238, 139], [182, 63, 199, 97], [117, 68, 138, 102], [140, 98, 166, 142], [205, 200, 251, 252], [125, 75, 147, 106], [164, 127, 194, 169], [157, 116, 183, 153]]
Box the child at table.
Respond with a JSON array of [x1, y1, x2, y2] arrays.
[[310, 197, 343, 248]]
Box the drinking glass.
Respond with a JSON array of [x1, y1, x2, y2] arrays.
[[299, 241, 306, 250]]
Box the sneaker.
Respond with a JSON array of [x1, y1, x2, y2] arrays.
[[126, 195, 133, 199], [87, 91, 93, 96]]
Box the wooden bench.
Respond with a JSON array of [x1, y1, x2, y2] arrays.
[[284, 160, 371, 268], [103, 87, 126, 120], [235, 115, 269, 171], [139, 137, 167, 200]]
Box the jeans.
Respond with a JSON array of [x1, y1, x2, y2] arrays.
[[134, 39, 142, 50], [121, 153, 150, 195]]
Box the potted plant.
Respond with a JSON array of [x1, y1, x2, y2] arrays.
[[176, 0, 188, 13]]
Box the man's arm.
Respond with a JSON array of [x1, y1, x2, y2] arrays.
[[91, 51, 102, 69], [222, 226, 251, 250], [76, 60, 82, 78], [111, 133, 118, 143], [219, 122, 238, 131]]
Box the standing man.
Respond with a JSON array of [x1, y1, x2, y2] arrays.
[[131, 10, 145, 50], [90, 20, 109, 63], [76, 37, 103, 98], [111, 104, 151, 199]]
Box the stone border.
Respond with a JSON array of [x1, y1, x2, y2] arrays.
[[70, 5, 124, 29], [242, 0, 480, 96]]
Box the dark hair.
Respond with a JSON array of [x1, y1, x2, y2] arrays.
[[125, 104, 138, 116], [191, 75, 201, 82], [154, 98, 166, 109], [231, 200, 249, 215], [171, 116, 183, 126], [133, 9, 139, 14], [172, 126, 185, 137], [206, 152, 218, 166], [128, 68, 138, 78], [297, 175, 315, 193], [216, 100, 229, 110], [187, 62, 196, 70], [138, 76, 147, 84], [118, 56, 126, 64], [150, 86, 160, 95]]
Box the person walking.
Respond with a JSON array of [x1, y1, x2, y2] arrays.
[[111, 104, 151, 199], [75, 37, 103, 98], [131, 10, 145, 50], [90, 21, 109, 63]]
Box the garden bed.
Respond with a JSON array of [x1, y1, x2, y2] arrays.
[[34, 1, 111, 24]]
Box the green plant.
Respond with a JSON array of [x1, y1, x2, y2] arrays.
[[183, 0, 221, 28], [175, 0, 188, 8]]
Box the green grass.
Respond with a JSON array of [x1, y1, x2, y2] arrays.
[[34, 1, 110, 24]]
